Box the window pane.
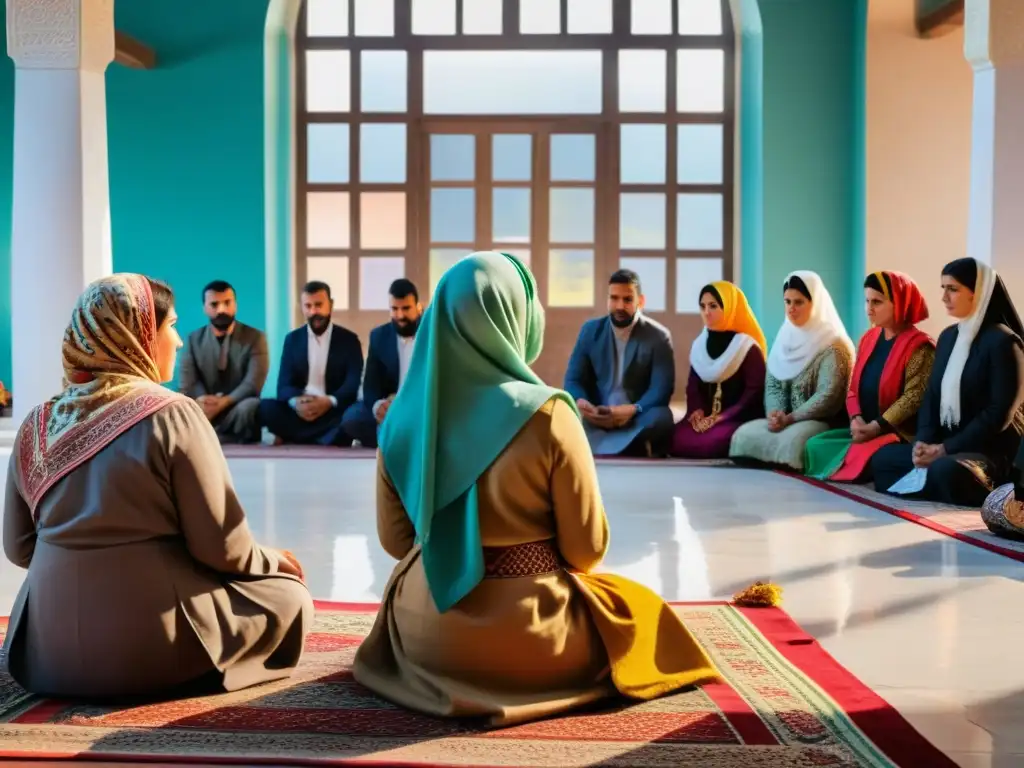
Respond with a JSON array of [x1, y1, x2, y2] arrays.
[[550, 134, 595, 181], [550, 189, 594, 243], [677, 49, 725, 112], [631, 0, 671, 34], [430, 248, 468, 293], [549, 249, 594, 307], [431, 188, 475, 242], [494, 247, 531, 266], [361, 51, 407, 112], [430, 135, 475, 181], [306, 0, 349, 36], [619, 50, 666, 113], [413, 0, 456, 34], [361, 192, 406, 249], [676, 257, 723, 313], [305, 51, 350, 113], [424, 51, 602, 114], [568, 0, 612, 33], [620, 257, 667, 312], [621, 124, 666, 184], [307, 123, 349, 183], [360, 124, 406, 183], [520, 0, 560, 33], [354, 0, 394, 35], [493, 134, 532, 181], [307, 192, 350, 248], [307, 256, 350, 310], [677, 193, 723, 250], [464, 0, 503, 34], [359, 256, 406, 310], [620, 193, 666, 249], [493, 189, 531, 244], [679, 0, 723, 35], [678, 124, 724, 184]]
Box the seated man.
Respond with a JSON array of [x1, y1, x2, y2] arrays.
[[342, 278, 423, 448], [178, 280, 268, 443], [259, 281, 363, 446], [564, 269, 676, 457]]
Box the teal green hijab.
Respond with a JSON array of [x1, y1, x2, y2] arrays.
[[379, 251, 579, 613]]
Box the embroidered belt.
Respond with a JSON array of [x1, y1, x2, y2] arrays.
[[482, 540, 563, 579]]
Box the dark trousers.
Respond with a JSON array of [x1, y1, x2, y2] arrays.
[[341, 401, 380, 448], [871, 443, 1003, 507], [258, 399, 352, 446]]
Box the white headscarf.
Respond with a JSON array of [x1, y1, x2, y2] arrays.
[[939, 260, 996, 428], [767, 270, 854, 382]]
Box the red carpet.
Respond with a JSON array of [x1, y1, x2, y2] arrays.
[[0, 602, 954, 767]]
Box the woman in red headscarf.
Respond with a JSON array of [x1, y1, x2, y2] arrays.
[[804, 271, 934, 482]]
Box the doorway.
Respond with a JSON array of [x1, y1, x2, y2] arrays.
[[418, 121, 614, 387]]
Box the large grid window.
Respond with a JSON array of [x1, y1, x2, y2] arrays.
[[297, 0, 735, 386]]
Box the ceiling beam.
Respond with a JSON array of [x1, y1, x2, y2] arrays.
[[917, 0, 965, 39], [114, 31, 156, 69]]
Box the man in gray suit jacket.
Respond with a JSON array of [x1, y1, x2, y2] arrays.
[[179, 280, 268, 443], [564, 269, 676, 457]]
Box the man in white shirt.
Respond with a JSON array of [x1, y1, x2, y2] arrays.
[[259, 281, 364, 445], [342, 278, 423, 448]]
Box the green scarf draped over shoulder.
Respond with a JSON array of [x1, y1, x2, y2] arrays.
[[378, 251, 579, 613]]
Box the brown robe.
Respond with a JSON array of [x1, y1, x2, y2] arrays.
[[353, 398, 618, 726], [2, 398, 313, 699]]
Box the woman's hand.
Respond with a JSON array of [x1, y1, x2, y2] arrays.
[[851, 419, 881, 444], [912, 442, 945, 468], [688, 409, 705, 427], [276, 549, 305, 582], [695, 414, 719, 433], [767, 411, 791, 433]]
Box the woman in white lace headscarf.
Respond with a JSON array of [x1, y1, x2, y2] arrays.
[[874, 257, 1024, 508], [729, 271, 855, 470]]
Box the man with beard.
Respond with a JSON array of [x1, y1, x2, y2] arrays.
[[178, 280, 268, 443], [564, 269, 676, 457], [259, 281, 364, 446], [341, 278, 423, 448]]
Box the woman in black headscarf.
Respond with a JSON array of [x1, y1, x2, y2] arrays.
[[872, 258, 1024, 507]]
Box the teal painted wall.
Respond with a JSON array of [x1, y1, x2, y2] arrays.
[[0, 29, 13, 389], [759, 0, 866, 341], [0, 0, 270, 392], [108, 0, 271, 387]]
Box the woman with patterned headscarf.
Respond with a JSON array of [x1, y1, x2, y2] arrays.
[[729, 271, 856, 470], [875, 258, 1024, 507], [671, 281, 767, 458], [805, 271, 935, 482], [354, 252, 717, 727], [2, 274, 312, 699]]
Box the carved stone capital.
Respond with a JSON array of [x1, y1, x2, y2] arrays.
[[966, 0, 1024, 69], [6, 0, 114, 72]]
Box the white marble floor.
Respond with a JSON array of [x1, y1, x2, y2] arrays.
[[2, 450, 1024, 767]]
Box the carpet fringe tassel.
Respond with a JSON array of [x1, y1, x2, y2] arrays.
[[732, 581, 783, 608]]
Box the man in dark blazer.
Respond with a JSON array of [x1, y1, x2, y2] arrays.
[[564, 269, 676, 457], [342, 278, 423, 448], [179, 280, 268, 443], [259, 281, 364, 446]]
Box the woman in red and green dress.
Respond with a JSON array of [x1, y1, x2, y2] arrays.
[[804, 271, 935, 482]]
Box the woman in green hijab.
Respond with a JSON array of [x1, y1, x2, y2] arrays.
[[353, 252, 717, 727]]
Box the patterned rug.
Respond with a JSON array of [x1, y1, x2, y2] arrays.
[[790, 474, 1024, 564], [0, 602, 953, 767]]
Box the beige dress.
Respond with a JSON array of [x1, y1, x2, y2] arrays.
[[353, 398, 616, 726], [2, 398, 314, 699], [729, 341, 854, 470]]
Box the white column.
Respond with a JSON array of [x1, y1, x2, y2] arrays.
[[6, 0, 115, 421], [964, 0, 1024, 302]]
